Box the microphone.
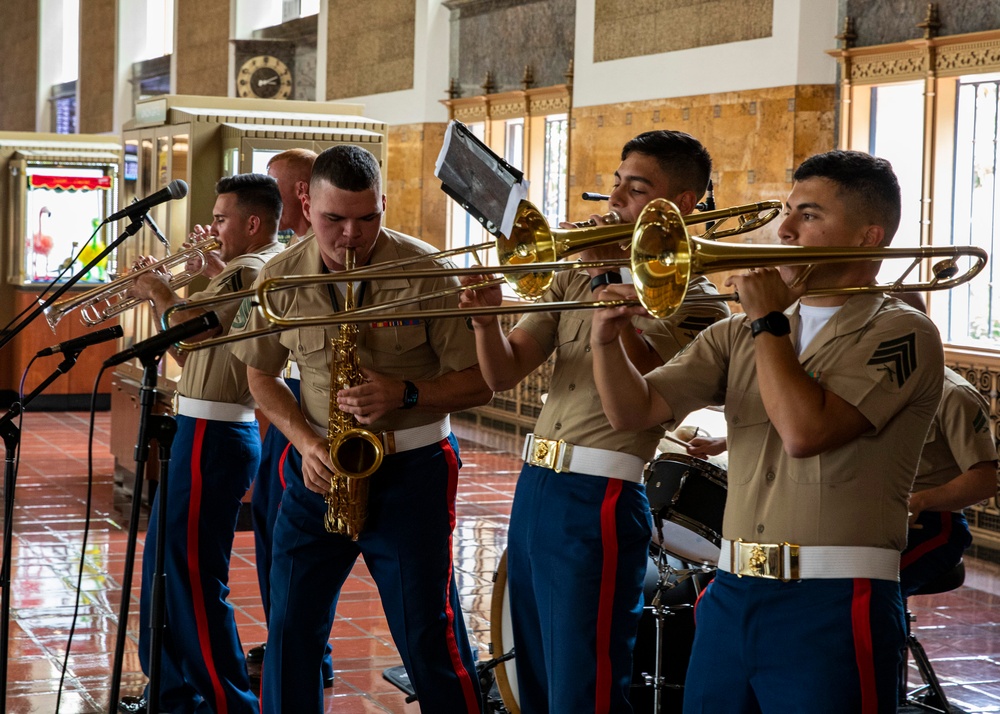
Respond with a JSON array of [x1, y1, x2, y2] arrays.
[[36, 325, 124, 357], [107, 180, 188, 223], [582, 192, 610, 202], [135, 199, 171, 254], [103, 312, 220, 368]]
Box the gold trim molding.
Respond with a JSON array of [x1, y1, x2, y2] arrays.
[[828, 28, 1000, 85], [443, 84, 571, 122]]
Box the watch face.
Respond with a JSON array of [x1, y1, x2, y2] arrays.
[[237, 55, 292, 100]]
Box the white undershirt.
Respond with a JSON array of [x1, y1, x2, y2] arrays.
[[796, 303, 842, 356]]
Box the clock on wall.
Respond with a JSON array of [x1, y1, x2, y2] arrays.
[[237, 55, 293, 100]]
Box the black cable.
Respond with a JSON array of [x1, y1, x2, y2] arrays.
[[55, 363, 106, 712], [0, 223, 104, 337]]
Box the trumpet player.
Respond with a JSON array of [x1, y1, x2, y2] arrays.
[[228, 145, 492, 713], [590, 150, 945, 713], [460, 130, 728, 713], [118, 174, 283, 714]]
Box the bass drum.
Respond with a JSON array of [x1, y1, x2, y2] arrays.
[[490, 549, 519, 714], [490, 547, 714, 714]]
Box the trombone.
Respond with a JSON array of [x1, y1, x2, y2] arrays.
[[166, 198, 785, 349], [173, 198, 987, 350], [40, 236, 221, 331]]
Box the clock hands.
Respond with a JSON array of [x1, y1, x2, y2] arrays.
[[258, 76, 278, 87]]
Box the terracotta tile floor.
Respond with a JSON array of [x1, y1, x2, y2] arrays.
[[4, 411, 1000, 713]]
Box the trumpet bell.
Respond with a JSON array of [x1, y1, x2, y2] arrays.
[[632, 199, 693, 319]]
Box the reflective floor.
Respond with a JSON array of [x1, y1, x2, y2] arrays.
[[3, 411, 1000, 713]]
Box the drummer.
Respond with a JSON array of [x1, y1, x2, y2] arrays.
[[459, 130, 729, 712]]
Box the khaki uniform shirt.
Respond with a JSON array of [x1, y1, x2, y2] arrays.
[[515, 272, 729, 461], [227, 229, 479, 432], [178, 242, 283, 406], [912, 366, 997, 493], [646, 294, 944, 550]]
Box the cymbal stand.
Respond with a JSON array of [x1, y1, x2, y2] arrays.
[[645, 516, 713, 714]]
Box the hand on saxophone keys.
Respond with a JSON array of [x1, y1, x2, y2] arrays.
[[335, 367, 404, 425], [299, 436, 338, 495]]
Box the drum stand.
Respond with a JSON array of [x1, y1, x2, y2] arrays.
[[643, 519, 714, 714]]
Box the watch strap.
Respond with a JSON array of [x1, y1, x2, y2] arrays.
[[750, 311, 791, 338], [401, 380, 418, 409], [589, 271, 623, 292]]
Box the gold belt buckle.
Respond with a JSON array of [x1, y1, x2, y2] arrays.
[[531, 437, 572, 472], [733, 539, 800, 581]]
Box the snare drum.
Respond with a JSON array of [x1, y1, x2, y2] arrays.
[[644, 453, 728, 565]]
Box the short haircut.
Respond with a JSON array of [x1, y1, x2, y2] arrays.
[[621, 130, 713, 197], [793, 150, 902, 243], [266, 148, 317, 178], [216, 173, 283, 227], [312, 145, 381, 192]]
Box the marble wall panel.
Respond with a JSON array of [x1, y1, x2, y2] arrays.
[[327, 0, 415, 99], [594, 0, 773, 62], [78, 0, 116, 134], [385, 123, 449, 248], [0, 1, 39, 131], [448, 0, 574, 97], [175, 0, 230, 97], [842, 0, 1000, 47]]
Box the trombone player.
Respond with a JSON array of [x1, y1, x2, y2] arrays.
[[228, 145, 491, 713], [460, 130, 728, 713], [590, 150, 945, 713]]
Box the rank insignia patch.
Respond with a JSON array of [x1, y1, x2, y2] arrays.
[[677, 315, 719, 338], [231, 297, 255, 331], [866, 333, 917, 388], [973, 408, 989, 435]]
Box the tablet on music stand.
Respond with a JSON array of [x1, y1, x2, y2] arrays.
[[434, 120, 529, 238]]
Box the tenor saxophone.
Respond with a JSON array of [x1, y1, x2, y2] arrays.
[[325, 247, 384, 539]]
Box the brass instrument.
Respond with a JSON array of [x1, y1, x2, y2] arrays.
[[40, 235, 221, 331], [169, 198, 986, 351], [323, 247, 384, 540]]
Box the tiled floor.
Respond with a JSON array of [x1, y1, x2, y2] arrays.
[[3, 411, 1000, 713]]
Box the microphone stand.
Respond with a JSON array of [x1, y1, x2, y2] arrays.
[[108, 349, 176, 714], [0, 215, 146, 353], [0, 349, 88, 714]]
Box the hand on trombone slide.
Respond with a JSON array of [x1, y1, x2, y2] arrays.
[[590, 283, 649, 347], [723, 266, 805, 322], [458, 273, 503, 327]]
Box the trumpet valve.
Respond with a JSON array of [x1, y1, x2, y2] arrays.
[[570, 210, 622, 228]]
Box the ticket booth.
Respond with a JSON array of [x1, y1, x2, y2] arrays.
[[111, 95, 387, 505], [0, 132, 122, 409]]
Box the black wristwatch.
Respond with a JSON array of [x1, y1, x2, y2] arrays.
[[750, 311, 791, 338], [401, 380, 419, 409], [589, 271, 623, 292]]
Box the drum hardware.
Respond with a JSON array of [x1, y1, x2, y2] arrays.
[[639, 546, 715, 714]]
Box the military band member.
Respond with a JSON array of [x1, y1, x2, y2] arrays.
[[228, 145, 491, 713], [120, 173, 283, 714], [460, 130, 728, 713], [244, 149, 330, 687], [591, 150, 945, 713]]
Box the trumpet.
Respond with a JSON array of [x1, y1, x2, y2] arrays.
[[171, 198, 987, 352], [41, 236, 221, 330]]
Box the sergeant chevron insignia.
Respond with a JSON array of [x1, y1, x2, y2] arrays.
[[677, 315, 720, 335], [866, 333, 917, 388], [973, 408, 989, 434]]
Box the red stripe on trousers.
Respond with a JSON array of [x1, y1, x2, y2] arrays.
[[595, 479, 623, 714], [900, 511, 952, 569], [278, 442, 291, 490], [851, 579, 877, 714], [187, 420, 228, 714], [440, 439, 480, 713]]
